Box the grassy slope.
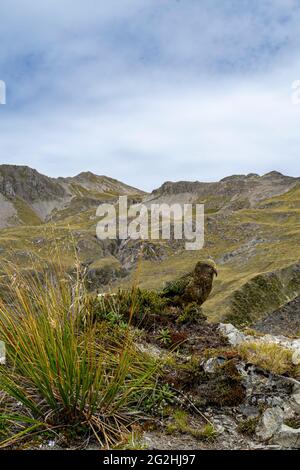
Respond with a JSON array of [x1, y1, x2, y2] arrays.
[[0, 184, 299, 324], [118, 184, 300, 323]]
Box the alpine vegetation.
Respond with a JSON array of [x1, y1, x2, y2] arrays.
[[0, 259, 158, 448], [96, 196, 204, 250]]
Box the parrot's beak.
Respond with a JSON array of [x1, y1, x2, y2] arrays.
[[213, 268, 218, 277]]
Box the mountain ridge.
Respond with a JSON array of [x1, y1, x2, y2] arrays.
[[0, 163, 299, 330], [0, 164, 299, 228], [0, 164, 144, 227], [146, 171, 300, 213]]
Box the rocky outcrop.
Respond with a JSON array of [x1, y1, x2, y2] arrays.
[[0, 165, 67, 202], [216, 322, 300, 448], [218, 322, 300, 357], [148, 171, 299, 212]]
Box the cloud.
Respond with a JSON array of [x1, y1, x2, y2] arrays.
[[0, 0, 300, 191]]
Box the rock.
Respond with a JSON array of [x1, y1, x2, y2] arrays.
[[291, 339, 300, 350], [214, 423, 225, 434], [292, 349, 300, 365], [218, 323, 246, 346], [238, 405, 260, 418], [289, 390, 300, 414], [273, 424, 300, 449], [281, 402, 296, 420], [219, 323, 300, 362], [203, 356, 226, 374], [251, 333, 300, 355], [256, 407, 284, 441], [136, 342, 170, 361], [0, 341, 5, 364]]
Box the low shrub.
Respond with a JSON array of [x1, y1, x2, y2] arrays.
[[97, 288, 167, 327]]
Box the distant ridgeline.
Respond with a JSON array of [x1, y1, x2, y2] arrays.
[[0, 164, 299, 327]]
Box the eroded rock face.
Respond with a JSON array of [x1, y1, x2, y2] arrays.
[[218, 323, 246, 346], [0, 164, 143, 227], [0, 165, 67, 203], [273, 424, 300, 448], [256, 407, 284, 441], [290, 389, 300, 415]]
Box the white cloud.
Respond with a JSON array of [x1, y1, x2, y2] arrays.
[[0, 0, 300, 190]]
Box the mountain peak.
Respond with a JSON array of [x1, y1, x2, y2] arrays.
[[220, 173, 260, 183], [262, 171, 285, 178], [149, 170, 299, 212], [75, 171, 98, 178], [0, 164, 67, 202], [66, 172, 143, 195], [0, 164, 144, 228]]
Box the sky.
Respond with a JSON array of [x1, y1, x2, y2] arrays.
[[1, 0, 300, 191]]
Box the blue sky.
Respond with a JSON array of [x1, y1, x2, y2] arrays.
[[0, 0, 300, 190]]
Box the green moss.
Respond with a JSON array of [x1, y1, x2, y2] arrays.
[[196, 360, 245, 407], [243, 328, 264, 337], [168, 357, 245, 408], [177, 302, 207, 324], [284, 417, 300, 429], [166, 410, 217, 441], [194, 424, 217, 441], [167, 356, 207, 389], [97, 288, 168, 327], [237, 417, 259, 435]]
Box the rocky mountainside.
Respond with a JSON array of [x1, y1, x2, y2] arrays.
[[0, 165, 299, 331], [146, 171, 299, 212], [0, 165, 143, 227], [0, 165, 300, 450]]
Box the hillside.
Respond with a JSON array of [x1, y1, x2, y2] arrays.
[[120, 172, 300, 327], [0, 166, 299, 329], [0, 165, 143, 228], [0, 166, 300, 450]]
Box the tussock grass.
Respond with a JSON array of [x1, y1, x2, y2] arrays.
[[238, 341, 294, 375], [0, 260, 157, 448], [166, 410, 217, 441]]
